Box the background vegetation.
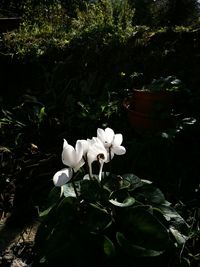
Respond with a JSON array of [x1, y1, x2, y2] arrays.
[[1, 1, 200, 266]]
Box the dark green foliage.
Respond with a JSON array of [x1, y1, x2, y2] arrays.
[[0, 0, 23, 16], [33, 174, 188, 266], [129, 0, 200, 27], [159, 0, 200, 26]]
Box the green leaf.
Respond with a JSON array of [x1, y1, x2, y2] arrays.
[[39, 106, 46, 123], [116, 232, 164, 257], [122, 173, 144, 190], [39, 206, 53, 218], [169, 227, 187, 246], [117, 206, 170, 250], [103, 174, 130, 191], [134, 184, 166, 205], [83, 174, 99, 180], [109, 188, 130, 202], [81, 179, 109, 202], [84, 204, 112, 233], [48, 187, 62, 204], [62, 180, 81, 198], [55, 197, 78, 227], [38, 187, 61, 218], [103, 236, 115, 257], [109, 196, 135, 207], [109, 188, 135, 207], [156, 205, 188, 232]]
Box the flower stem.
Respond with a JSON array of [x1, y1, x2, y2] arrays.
[[72, 180, 79, 198], [109, 147, 112, 177], [71, 171, 80, 198], [84, 155, 92, 180], [98, 162, 104, 182]]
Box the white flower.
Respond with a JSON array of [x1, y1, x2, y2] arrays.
[[87, 138, 108, 164], [97, 128, 114, 148], [54, 128, 126, 185], [77, 139, 90, 158], [53, 167, 73, 187], [62, 139, 85, 172], [97, 127, 126, 160], [79, 137, 108, 180]]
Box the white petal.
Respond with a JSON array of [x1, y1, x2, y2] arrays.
[[75, 140, 84, 162], [62, 144, 75, 166], [53, 168, 73, 186], [105, 128, 114, 144], [63, 139, 68, 148], [112, 145, 126, 155], [73, 158, 85, 172], [97, 128, 106, 143], [90, 137, 101, 145], [62, 141, 84, 169], [78, 139, 89, 156], [112, 134, 123, 146], [87, 148, 98, 166]]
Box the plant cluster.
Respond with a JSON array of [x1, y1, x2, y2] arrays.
[[146, 75, 186, 92], [2, 0, 134, 57], [33, 127, 189, 267]]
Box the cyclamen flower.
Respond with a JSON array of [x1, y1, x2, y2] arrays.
[[53, 127, 126, 186], [53, 167, 73, 187], [79, 137, 108, 180], [97, 127, 126, 160], [62, 139, 85, 172], [53, 139, 84, 187]]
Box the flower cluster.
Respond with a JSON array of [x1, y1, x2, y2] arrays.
[[53, 127, 126, 186]]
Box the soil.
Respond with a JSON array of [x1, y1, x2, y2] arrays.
[[0, 216, 39, 267]]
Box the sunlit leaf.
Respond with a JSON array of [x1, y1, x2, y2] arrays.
[[156, 205, 188, 233], [109, 196, 135, 207], [39, 106, 46, 122], [39, 206, 53, 218], [122, 173, 144, 190], [169, 227, 188, 246], [63, 181, 81, 198]]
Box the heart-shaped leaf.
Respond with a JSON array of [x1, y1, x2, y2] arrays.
[[62, 181, 81, 198], [84, 203, 112, 233], [116, 232, 164, 257], [117, 206, 170, 250], [122, 173, 144, 190], [133, 184, 166, 205]]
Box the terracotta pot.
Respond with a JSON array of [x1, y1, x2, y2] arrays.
[[129, 89, 176, 115], [123, 98, 175, 132]]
